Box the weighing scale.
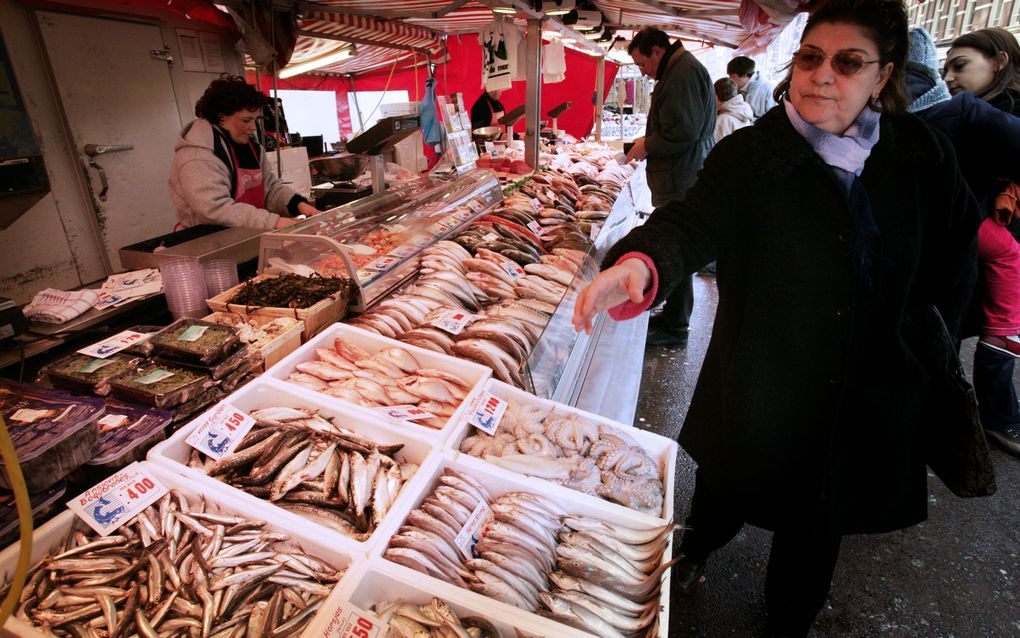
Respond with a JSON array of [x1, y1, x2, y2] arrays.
[[347, 115, 421, 194]]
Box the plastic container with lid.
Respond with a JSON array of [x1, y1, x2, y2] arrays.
[[86, 399, 172, 470], [155, 343, 260, 380], [0, 379, 103, 492], [149, 318, 240, 365], [0, 481, 66, 549], [45, 353, 142, 396], [108, 363, 210, 408]]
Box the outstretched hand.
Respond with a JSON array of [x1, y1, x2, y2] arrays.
[[572, 259, 652, 334]]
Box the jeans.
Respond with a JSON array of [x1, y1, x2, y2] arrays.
[[973, 344, 1020, 431]]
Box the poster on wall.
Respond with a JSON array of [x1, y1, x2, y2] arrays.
[[199, 32, 225, 73], [176, 28, 206, 72]]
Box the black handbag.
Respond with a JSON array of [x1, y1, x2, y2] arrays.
[[905, 305, 997, 498]]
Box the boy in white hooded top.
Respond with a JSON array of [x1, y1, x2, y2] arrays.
[[713, 78, 754, 142]]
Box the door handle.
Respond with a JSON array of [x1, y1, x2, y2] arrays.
[[83, 144, 132, 202]]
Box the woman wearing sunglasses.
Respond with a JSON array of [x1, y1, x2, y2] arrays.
[[574, 0, 978, 635]]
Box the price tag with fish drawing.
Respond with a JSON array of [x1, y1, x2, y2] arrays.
[[526, 220, 544, 237], [530, 197, 542, 212], [499, 261, 525, 282], [468, 391, 508, 435], [429, 309, 474, 335], [374, 404, 437, 422], [455, 501, 492, 559], [319, 600, 383, 638], [67, 462, 168, 536], [77, 330, 153, 358], [185, 402, 256, 461]]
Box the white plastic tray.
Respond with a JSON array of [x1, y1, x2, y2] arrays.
[[370, 451, 672, 638], [147, 377, 440, 555], [445, 379, 678, 525], [0, 461, 355, 638], [266, 322, 492, 442]]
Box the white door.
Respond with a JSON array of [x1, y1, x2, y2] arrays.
[[36, 11, 183, 270]]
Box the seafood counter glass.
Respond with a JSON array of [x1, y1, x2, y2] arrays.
[[258, 170, 503, 311]]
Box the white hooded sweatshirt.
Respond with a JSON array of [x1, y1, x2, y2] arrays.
[[714, 95, 754, 143]]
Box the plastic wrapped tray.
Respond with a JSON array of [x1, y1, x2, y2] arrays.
[[203, 313, 304, 370], [267, 323, 492, 441], [45, 353, 142, 396], [122, 324, 163, 357], [0, 380, 103, 492], [149, 318, 240, 364], [85, 399, 172, 470], [0, 462, 356, 638], [155, 343, 260, 380], [108, 363, 210, 408], [169, 386, 224, 425], [0, 481, 66, 549], [148, 377, 438, 554]]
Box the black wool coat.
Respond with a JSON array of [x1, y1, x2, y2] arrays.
[[606, 107, 979, 534]]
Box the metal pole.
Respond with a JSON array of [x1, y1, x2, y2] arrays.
[[524, 18, 543, 169], [594, 56, 605, 142], [350, 75, 365, 134], [269, 3, 282, 176]]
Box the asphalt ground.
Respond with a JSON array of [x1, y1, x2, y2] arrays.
[[634, 273, 1020, 637]]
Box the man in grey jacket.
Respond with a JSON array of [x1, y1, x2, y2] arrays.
[[727, 56, 778, 120], [626, 27, 716, 348]]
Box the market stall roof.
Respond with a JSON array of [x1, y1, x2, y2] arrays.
[[285, 0, 803, 75]]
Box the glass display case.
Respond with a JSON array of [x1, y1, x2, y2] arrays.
[[257, 170, 503, 311]]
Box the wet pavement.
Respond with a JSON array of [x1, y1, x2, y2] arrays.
[[634, 273, 1020, 637]]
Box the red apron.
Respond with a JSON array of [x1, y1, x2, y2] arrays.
[[228, 140, 266, 208]]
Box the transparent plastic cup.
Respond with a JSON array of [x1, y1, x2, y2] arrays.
[[203, 259, 239, 297], [159, 258, 208, 320]]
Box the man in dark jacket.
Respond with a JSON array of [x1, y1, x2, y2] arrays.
[[626, 27, 716, 348]]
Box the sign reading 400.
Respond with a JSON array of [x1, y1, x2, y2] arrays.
[[67, 462, 168, 536]]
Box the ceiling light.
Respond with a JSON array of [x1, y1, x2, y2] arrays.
[[542, 30, 562, 38], [279, 46, 356, 78], [541, 0, 575, 16], [492, 6, 517, 14], [583, 28, 603, 40]]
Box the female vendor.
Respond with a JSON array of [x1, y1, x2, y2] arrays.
[[169, 75, 317, 230]]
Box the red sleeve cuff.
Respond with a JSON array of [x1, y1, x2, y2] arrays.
[[607, 252, 659, 321]]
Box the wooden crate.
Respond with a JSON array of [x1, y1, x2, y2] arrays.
[[206, 274, 349, 341]]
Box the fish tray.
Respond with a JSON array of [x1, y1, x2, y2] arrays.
[[149, 318, 240, 365], [0, 481, 66, 549], [267, 323, 492, 442], [107, 363, 211, 408], [85, 399, 172, 470], [371, 451, 673, 638], [44, 353, 143, 396], [147, 377, 439, 555], [207, 274, 350, 341], [446, 379, 678, 525], [203, 312, 305, 371], [0, 462, 357, 638]]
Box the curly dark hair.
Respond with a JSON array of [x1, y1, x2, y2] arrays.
[[773, 0, 909, 114], [194, 74, 268, 124], [949, 27, 1020, 104]]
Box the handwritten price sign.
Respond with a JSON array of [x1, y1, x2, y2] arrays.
[[469, 391, 508, 435], [77, 330, 152, 358], [186, 402, 256, 461], [320, 601, 382, 638], [67, 462, 168, 536]]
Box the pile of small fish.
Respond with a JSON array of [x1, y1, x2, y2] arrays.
[[460, 398, 665, 516], [286, 338, 473, 428], [373, 597, 504, 638], [186, 406, 417, 541], [542, 517, 675, 638], [8, 490, 343, 637], [381, 468, 674, 638]]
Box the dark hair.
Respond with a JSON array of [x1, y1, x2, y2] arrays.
[[727, 56, 756, 77], [195, 74, 268, 124], [772, 0, 909, 114], [715, 77, 738, 101], [628, 27, 671, 56], [949, 27, 1020, 103]]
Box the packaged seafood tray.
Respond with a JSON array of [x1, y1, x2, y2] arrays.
[[307, 560, 575, 638], [85, 399, 172, 470], [0, 380, 103, 492], [0, 462, 356, 638], [149, 317, 240, 364], [268, 323, 492, 441], [155, 342, 260, 380], [203, 312, 304, 370], [371, 452, 673, 638], [147, 377, 440, 554], [207, 274, 350, 340], [107, 362, 211, 408], [0, 481, 65, 549], [43, 353, 142, 396], [447, 380, 678, 525]]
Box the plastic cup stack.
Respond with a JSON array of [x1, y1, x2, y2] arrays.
[[159, 258, 209, 320], [203, 259, 239, 297]]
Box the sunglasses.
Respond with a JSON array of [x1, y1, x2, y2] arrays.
[[792, 49, 880, 75]]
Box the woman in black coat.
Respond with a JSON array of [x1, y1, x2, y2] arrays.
[[574, 0, 979, 635]]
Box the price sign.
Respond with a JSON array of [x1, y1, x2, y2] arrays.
[[499, 261, 525, 281], [468, 391, 508, 435], [429, 309, 474, 335], [320, 601, 383, 638], [454, 501, 492, 559], [67, 462, 168, 536], [526, 221, 544, 237], [186, 402, 256, 461], [77, 330, 153, 359], [530, 198, 542, 213], [435, 215, 459, 231], [452, 208, 476, 222], [490, 144, 505, 159], [590, 224, 600, 241], [365, 255, 400, 271], [374, 405, 437, 423], [466, 199, 485, 213], [390, 245, 417, 258]]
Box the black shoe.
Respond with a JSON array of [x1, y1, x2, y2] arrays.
[[646, 328, 688, 349], [985, 424, 1020, 457], [673, 555, 705, 593]]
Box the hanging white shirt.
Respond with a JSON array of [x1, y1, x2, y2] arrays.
[[543, 39, 566, 84], [479, 20, 518, 91]]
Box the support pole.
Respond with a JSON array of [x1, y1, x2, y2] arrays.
[[594, 56, 605, 142], [524, 18, 543, 169]]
